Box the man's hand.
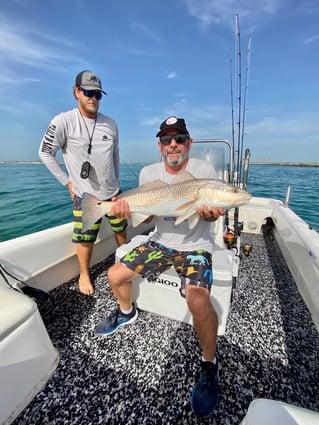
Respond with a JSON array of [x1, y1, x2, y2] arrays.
[[196, 205, 225, 222], [110, 198, 131, 219], [67, 182, 75, 199]]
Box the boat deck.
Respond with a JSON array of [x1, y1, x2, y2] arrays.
[[12, 230, 319, 425]]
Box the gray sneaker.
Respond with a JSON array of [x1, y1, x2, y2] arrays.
[[95, 304, 138, 335]]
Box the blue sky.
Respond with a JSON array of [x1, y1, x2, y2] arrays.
[[1, 0, 318, 163]]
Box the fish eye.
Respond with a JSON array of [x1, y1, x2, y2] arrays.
[[232, 188, 239, 193]]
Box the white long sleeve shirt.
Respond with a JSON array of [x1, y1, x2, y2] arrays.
[[39, 108, 120, 200]]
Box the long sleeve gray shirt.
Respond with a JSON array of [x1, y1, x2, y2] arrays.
[[39, 108, 120, 200]]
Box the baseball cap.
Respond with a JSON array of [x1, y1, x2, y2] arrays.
[[156, 116, 190, 137], [75, 70, 107, 94]]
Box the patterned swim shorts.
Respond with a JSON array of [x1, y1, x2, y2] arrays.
[[120, 240, 213, 290]]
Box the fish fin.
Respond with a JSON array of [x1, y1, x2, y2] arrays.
[[175, 212, 200, 229], [139, 180, 169, 190], [175, 199, 197, 211], [171, 170, 196, 184], [188, 214, 200, 229], [175, 214, 189, 226], [81, 193, 111, 232], [174, 200, 197, 226], [175, 207, 197, 224], [131, 213, 151, 228]]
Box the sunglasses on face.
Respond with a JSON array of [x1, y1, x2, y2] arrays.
[[80, 88, 102, 100], [159, 134, 188, 145]]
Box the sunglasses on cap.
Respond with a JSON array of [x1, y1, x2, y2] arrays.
[[159, 134, 188, 146], [80, 88, 102, 100]]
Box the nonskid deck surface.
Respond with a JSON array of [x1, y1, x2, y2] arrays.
[[12, 232, 319, 425]]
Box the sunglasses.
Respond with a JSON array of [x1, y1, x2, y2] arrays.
[[159, 134, 188, 145], [80, 88, 102, 100]]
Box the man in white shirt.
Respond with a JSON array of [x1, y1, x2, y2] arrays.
[[95, 116, 225, 418]]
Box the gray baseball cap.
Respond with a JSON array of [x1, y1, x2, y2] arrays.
[[75, 70, 107, 94]]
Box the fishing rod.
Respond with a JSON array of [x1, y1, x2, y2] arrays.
[[227, 15, 252, 263], [229, 48, 235, 176], [239, 34, 251, 184], [224, 15, 253, 298], [235, 13, 242, 187], [226, 48, 236, 230], [231, 16, 252, 190], [120, 158, 140, 179], [233, 13, 242, 245], [226, 15, 242, 298], [227, 16, 238, 241]]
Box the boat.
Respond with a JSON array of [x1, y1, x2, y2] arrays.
[[0, 139, 319, 425]]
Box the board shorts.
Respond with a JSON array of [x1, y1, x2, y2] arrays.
[[72, 194, 128, 243], [120, 240, 213, 291]]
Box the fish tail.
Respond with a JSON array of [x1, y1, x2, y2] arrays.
[[81, 193, 111, 232]]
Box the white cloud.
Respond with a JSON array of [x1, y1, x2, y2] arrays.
[[166, 71, 177, 79], [247, 111, 319, 137], [140, 116, 162, 127], [303, 33, 319, 44], [0, 21, 74, 67], [130, 22, 162, 44], [0, 16, 85, 83], [182, 0, 281, 30]]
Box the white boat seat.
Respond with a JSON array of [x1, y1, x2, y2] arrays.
[[0, 287, 36, 339], [239, 398, 319, 425], [115, 231, 233, 336], [0, 286, 59, 425]]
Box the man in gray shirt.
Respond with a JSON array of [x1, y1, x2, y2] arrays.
[[39, 70, 127, 295]]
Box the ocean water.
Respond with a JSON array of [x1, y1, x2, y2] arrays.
[[0, 162, 318, 242]]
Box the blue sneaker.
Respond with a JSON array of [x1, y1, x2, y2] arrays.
[[95, 304, 138, 335], [191, 360, 219, 418]]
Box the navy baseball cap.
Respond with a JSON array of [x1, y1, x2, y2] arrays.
[[156, 116, 189, 137]]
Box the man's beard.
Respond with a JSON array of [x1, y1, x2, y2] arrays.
[[165, 151, 188, 166]]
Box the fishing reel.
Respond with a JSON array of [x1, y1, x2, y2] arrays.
[[236, 221, 244, 235], [224, 231, 235, 249], [242, 243, 253, 257], [224, 220, 245, 251]]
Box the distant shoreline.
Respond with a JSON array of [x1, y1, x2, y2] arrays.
[[1, 160, 319, 167], [0, 161, 43, 164], [250, 162, 319, 167]]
